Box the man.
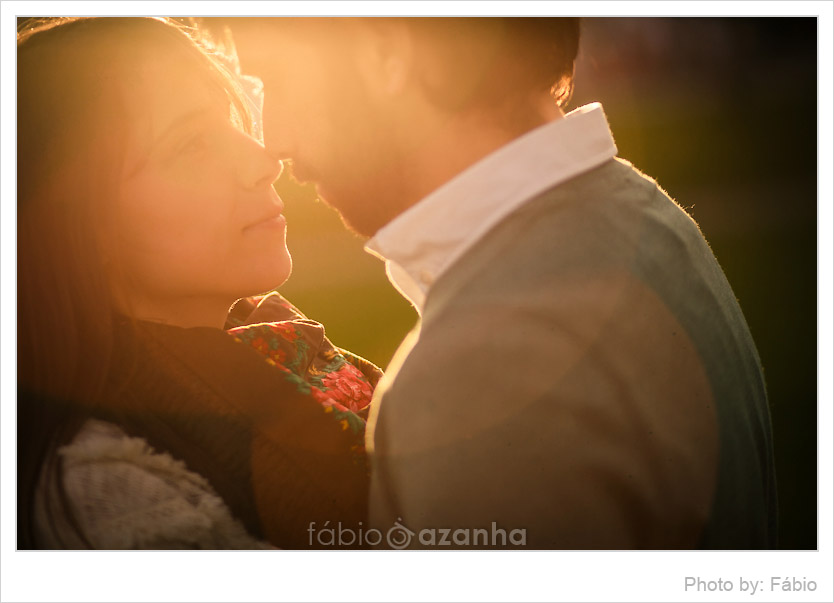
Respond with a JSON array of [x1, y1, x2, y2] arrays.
[[228, 17, 777, 548]]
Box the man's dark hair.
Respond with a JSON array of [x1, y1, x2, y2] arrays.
[[405, 17, 581, 112], [207, 17, 580, 113]]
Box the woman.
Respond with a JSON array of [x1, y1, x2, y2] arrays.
[[18, 17, 381, 549]]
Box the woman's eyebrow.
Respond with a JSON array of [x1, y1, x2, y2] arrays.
[[124, 106, 218, 179], [151, 106, 214, 148]]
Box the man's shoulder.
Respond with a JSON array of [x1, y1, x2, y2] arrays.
[[425, 158, 694, 317]]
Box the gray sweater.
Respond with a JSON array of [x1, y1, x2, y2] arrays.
[[367, 158, 777, 549]]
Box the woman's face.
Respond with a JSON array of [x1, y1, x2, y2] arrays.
[[111, 51, 290, 327]]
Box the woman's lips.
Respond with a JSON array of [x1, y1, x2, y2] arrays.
[[244, 212, 286, 232]]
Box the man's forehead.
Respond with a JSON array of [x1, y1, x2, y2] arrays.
[[229, 17, 350, 46], [230, 18, 353, 76]]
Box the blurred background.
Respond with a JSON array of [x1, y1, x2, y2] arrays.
[[268, 18, 817, 550]]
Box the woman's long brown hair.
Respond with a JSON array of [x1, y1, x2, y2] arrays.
[[17, 17, 251, 548]]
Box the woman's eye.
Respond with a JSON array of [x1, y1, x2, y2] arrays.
[[179, 133, 208, 155]]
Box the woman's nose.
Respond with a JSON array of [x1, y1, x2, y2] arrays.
[[235, 133, 284, 189], [259, 94, 294, 166]]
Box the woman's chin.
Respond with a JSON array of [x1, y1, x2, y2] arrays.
[[248, 257, 293, 296]]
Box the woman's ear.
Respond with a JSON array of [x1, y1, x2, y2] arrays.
[[349, 18, 414, 100]]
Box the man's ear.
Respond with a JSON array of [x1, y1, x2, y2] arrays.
[[350, 18, 415, 100]]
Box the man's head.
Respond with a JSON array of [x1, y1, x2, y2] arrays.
[[225, 17, 580, 236]]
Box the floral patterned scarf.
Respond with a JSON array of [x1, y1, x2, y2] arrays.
[[225, 292, 381, 461], [98, 292, 381, 548]]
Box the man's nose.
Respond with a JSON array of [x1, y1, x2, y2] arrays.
[[264, 142, 286, 165]]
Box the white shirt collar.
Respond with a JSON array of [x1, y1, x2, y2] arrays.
[[365, 102, 618, 312]]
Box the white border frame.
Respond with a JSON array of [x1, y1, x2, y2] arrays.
[[2, 3, 831, 602]]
